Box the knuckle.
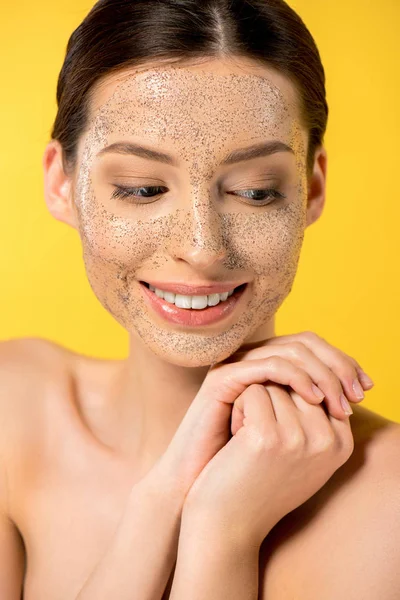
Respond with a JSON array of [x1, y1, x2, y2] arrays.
[[333, 430, 354, 465], [245, 425, 265, 451], [325, 370, 343, 392], [284, 428, 306, 451], [340, 349, 360, 368], [265, 355, 282, 370], [340, 363, 357, 380], [247, 427, 279, 452], [286, 341, 306, 360], [264, 381, 283, 394], [310, 431, 336, 453], [300, 330, 319, 342], [246, 383, 268, 396], [206, 362, 226, 382], [345, 370, 359, 387], [263, 434, 281, 451], [334, 354, 358, 380], [341, 431, 355, 459]]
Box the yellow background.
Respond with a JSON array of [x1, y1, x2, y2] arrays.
[[0, 1, 399, 421]]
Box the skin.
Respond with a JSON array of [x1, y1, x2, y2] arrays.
[[44, 55, 327, 479], [4, 55, 395, 598]]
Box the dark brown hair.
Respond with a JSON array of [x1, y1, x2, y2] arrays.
[[51, 0, 328, 179]]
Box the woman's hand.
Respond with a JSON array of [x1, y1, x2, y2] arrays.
[[149, 331, 373, 502], [213, 330, 374, 435], [181, 383, 355, 547]]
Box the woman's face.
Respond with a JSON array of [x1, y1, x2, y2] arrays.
[[70, 57, 311, 367]]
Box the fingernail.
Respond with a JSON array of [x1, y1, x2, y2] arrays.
[[311, 384, 325, 400], [352, 379, 365, 400], [340, 393, 353, 415], [358, 370, 374, 389]]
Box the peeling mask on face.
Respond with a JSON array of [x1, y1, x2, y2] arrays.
[[73, 64, 309, 367]]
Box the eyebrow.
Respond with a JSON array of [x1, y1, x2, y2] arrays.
[[96, 140, 294, 166]]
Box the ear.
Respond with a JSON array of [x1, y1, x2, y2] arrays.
[[305, 146, 327, 227], [42, 140, 78, 230]]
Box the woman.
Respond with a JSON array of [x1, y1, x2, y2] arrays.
[[1, 0, 399, 598]]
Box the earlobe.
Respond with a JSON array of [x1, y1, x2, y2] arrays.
[[42, 140, 78, 230], [305, 147, 328, 227]]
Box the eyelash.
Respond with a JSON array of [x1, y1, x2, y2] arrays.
[[111, 185, 286, 205]]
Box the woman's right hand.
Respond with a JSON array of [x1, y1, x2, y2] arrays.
[[180, 383, 354, 546], [145, 333, 367, 501]]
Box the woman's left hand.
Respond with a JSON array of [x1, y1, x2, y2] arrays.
[[147, 330, 374, 504], [209, 330, 374, 431]]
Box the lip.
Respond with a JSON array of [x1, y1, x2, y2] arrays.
[[139, 281, 249, 327], [139, 280, 247, 295]]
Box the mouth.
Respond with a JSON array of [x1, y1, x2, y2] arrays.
[[138, 280, 249, 327], [140, 281, 247, 298]]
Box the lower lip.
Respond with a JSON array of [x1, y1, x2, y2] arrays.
[[139, 282, 248, 327]]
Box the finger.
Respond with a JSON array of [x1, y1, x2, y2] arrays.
[[216, 342, 352, 420], [211, 356, 326, 413], [353, 364, 375, 391], [240, 384, 277, 429], [232, 383, 300, 436], [241, 384, 304, 447], [286, 389, 338, 444], [231, 401, 245, 436], [263, 383, 305, 439], [289, 390, 354, 462], [267, 342, 353, 419], [224, 332, 374, 394], [272, 332, 374, 394], [269, 332, 373, 401], [325, 408, 355, 460]]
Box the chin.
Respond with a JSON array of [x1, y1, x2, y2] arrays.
[[150, 343, 238, 369]]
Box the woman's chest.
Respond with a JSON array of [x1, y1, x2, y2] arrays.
[[12, 454, 317, 600], [15, 466, 337, 600], [13, 429, 143, 599], [11, 393, 364, 600]]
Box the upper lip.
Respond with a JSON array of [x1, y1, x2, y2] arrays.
[[141, 280, 247, 295]]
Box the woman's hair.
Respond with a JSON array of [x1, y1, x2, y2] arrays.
[[51, 0, 328, 180]]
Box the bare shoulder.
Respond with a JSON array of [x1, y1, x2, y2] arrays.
[[0, 334, 71, 432], [0, 335, 67, 363], [0, 338, 78, 591], [260, 406, 400, 599], [0, 337, 71, 487], [0, 336, 68, 383]]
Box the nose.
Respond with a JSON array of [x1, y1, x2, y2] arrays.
[[170, 196, 228, 271]]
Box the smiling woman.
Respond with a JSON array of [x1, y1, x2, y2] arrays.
[[1, 1, 400, 599]]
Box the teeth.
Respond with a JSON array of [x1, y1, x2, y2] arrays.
[[148, 284, 237, 309]]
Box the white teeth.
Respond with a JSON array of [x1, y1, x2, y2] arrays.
[[148, 284, 238, 309], [163, 291, 176, 304]]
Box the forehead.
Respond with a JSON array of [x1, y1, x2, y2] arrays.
[[84, 61, 306, 160]]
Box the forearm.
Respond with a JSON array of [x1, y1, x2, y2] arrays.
[[75, 468, 184, 600], [169, 512, 261, 600]]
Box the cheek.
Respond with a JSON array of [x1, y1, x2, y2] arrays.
[[82, 214, 151, 263], [74, 203, 158, 326], [76, 189, 152, 266], [74, 198, 153, 319], [239, 202, 306, 279]]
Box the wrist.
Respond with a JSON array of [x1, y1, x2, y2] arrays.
[[137, 458, 188, 512], [180, 501, 265, 552]]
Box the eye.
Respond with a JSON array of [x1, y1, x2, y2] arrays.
[[111, 185, 167, 202], [110, 185, 287, 206], [231, 188, 287, 205]]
